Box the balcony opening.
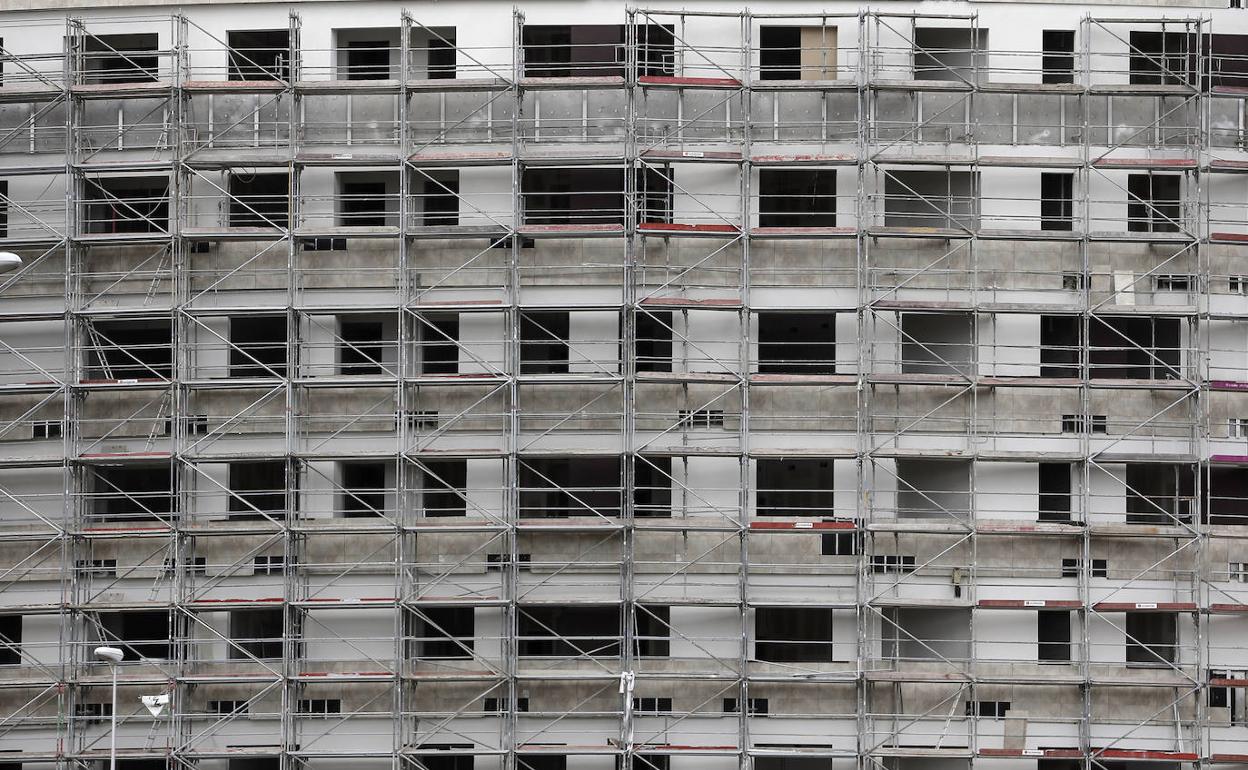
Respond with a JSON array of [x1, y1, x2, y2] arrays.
[[755, 606, 833, 662], [412, 607, 474, 658], [757, 312, 835, 374], [759, 26, 837, 81], [1042, 30, 1076, 84], [1039, 462, 1074, 522], [1041, 172, 1074, 231], [519, 456, 621, 518], [228, 460, 287, 520], [896, 458, 970, 521], [414, 170, 460, 226], [1129, 31, 1196, 86], [81, 33, 159, 84], [85, 319, 173, 380], [335, 28, 397, 80], [1127, 173, 1181, 233], [339, 318, 387, 376], [0, 616, 20, 665], [227, 30, 291, 81], [901, 311, 973, 376], [1207, 467, 1248, 525], [411, 27, 457, 79], [82, 177, 169, 234], [341, 461, 387, 517], [337, 172, 397, 227], [634, 311, 673, 374], [229, 608, 284, 659], [883, 607, 972, 661], [913, 28, 988, 83], [756, 458, 834, 517], [229, 314, 287, 378], [519, 605, 619, 657], [1040, 315, 1181, 379], [758, 169, 836, 227], [884, 171, 978, 230], [1125, 611, 1177, 665], [520, 311, 570, 374], [522, 24, 672, 78], [518, 757, 566, 770], [99, 610, 169, 659], [1126, 463, 1194, 525], [91, 464, 175, 522], [415, 747, 473, 770], [420, 460, 467, 517], [1037, 609, 1072, 662], [228, 173, 289, 228], [634, 456, 672, 518], [417, 313, 460, 375]]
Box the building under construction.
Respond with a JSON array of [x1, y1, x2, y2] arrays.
[[0, 4, 1246, 770]]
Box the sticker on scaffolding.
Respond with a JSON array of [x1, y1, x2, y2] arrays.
[[141, 694, 170, 717]]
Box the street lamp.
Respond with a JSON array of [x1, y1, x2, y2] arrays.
[[0, 253, 21, 274], [93, 646, 124, 770]]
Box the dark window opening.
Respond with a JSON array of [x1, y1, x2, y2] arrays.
[[519, 605, 619, 657], [518, 757, 566, 770], [1129, 31, 1197, 86], [416, 749, 473, 770], [756, 606, 833, 662], [822, 530, 858, 556], [342, 462, 386, 518], [884, 171, 978, 230], [418, 313, 459, 375], [229, 173, 289, 228], [621, 757, 669, 770], [340, 320, 385, 376], [83, 177, 169, 235], [520, 311, 570, 374], [523, 168, 670, 226], [81, 33, 158, 84], [635, 311, 673, 373], [298, 699, 341, 714], [522, 25, 672, 78], [412, 607, 474, 659], [229, 461, 287, 520], [900, 311, 974, 376], [965, 700, 1011, 718], [91, 465, 175, 522], [339, 180, 389, 227], [632, 697, 673, 714], [1042, 30, 1076, 84], [1041, 172, 1074, 231], [1038, 609, 1072, 662], [229, 758, 279, 770], [760, 26, 801, 80], [345, 40, 390, 80], [757, 458, 834, 517], [86, 319, 172, 380], [871, 554, 916, 573], [759, 169, 836, 228], [1207, 467, 1248, 525], [723, 697, 770, 715], [421, 460, 467, 517], [758, 312, 835, 374], [415, 170, 459, 227], [0, 181, 8, 239], [1208, 34, 1248, 90], [0, 616, 22, 665], [634, 456, 672, 518], [1125, 611, 1177, 665], [229, 315, 287, 378], [519, 456, 620, 518], [100, 610, 169, 660], [1040, 315, 1181, 380], [635, 605, 670, 657], [426, 32, 457, 79], [1039, 463, 1073, 522], [228, 30, 290, 82], [913, 28, 988, 83], [229, 608, 284, 659], [1061, 557, 1107, 578], [253, 555, 284, 575], [483, 698, 530, 712], [1127, 174, 1181, 233], [1126, 464, 1195, 525]]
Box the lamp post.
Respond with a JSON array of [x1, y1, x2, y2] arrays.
[[0, 253, 22, 274], [93, 646, 124, 770]]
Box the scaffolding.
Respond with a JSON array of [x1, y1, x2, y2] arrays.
[[0, 7, 1245, 770]]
